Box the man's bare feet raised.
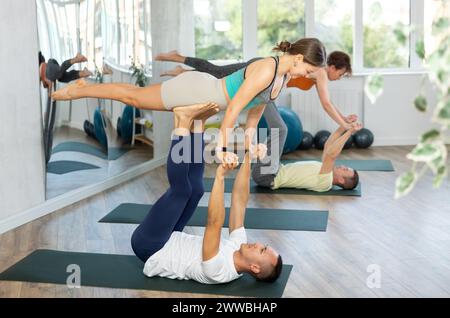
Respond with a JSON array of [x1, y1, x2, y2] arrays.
[[173, 103, 219, 136], [160, 66, 190, 77], [191, 104, 220, 133], [173, 102, 218, 122], [52, 79, 87, 100], [154, 50, 185, 63]]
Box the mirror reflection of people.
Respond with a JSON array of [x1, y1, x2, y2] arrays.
[[38, 51, 93, 94]]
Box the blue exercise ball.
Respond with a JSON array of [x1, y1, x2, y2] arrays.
[[120, 105, 141, 144], [94, 107, 108, 149], [258, 107, 303, 154]]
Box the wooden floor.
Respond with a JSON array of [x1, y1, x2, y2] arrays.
[[1, 146, 449, 298]]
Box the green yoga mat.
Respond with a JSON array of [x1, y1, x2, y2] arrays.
[[52, 142, 130, 160], [281, 159, 394, 172], [47, 160, 100, 175], [99, 203, 328, 232], [203, 178, 361, 197], [0, 250, 292, 297]]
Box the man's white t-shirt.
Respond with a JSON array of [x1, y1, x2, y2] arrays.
[[143, 227, 247, 284]]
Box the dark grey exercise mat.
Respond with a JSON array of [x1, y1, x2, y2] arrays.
[[0, 250, 292, 297], [203, 178, 361, 196], [99, 203, 328, 232], [107, 147, 132, 160], [52, 141, 130, 160], [47, 160, 100, 175], [281, 159, 394, 171]]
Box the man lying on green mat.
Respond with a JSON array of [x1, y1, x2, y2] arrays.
[[253, 121, 362, 192], [131, 106, 282, 284]]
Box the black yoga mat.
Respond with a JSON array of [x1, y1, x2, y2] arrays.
[[281, 159, 394, 172], [52, 141, 130, 160], [46, 160, 100, 175], [0, 250, 292, 297], [99, 203, 328, 232], [203, 178, 361, 197]]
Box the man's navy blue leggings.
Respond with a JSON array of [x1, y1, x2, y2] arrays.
[[131, 133, 205, 262]]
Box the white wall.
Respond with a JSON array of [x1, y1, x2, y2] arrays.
[[363, 74, 439, 146], [0, 1, 45, 219]]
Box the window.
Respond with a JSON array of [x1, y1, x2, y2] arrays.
[[118, 0, 134, 66], [93, 0, 104, 69], [363, 0, 410, 68], [136, 0, 149, 68], [103, 0, 119, 63], [36, 0, 51, 57], [257, 0, 305, 57], [79, 0, 103, 71], [194, 0, 243, 60], [144, 0, 152, 70], [424, 0, 444, 58], [315, 0, 353, 57], [80, 0, 93, 69], [43, 1, 61, 59]]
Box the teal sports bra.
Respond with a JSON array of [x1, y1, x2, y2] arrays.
[[224, 56, 286, 111]]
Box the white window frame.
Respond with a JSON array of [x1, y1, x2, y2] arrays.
[[207, 0, 427, 75]]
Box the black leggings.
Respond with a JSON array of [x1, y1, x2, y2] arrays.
[[46, 58, 80, 83], [184, 57, 262, 79]]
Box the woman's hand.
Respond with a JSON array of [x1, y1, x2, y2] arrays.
[[216, 150, 239, 169], [350, 122, 363, 133], [345, 114, 358, 123], [249, 143, 267, 160]]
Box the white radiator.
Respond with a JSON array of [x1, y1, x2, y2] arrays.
[[289, 87, 363, 134]]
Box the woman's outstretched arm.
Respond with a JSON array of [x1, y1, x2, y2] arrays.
[[315, 70, 350, 129]]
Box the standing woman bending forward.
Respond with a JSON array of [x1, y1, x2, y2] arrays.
[[52, 38, 326, 163]]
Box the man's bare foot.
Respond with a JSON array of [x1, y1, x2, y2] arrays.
[[196, 105, 220, 123], [80, 68, 93, 78], [155, 50, 184, 62], [173, 102, 218, 122], [191, 104, 220, 133], [72, 53, 88, 64], [51, 79, 87, 100], [160, 66, 189, 77]]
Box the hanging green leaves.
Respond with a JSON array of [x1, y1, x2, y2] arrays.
[[365, 74, 384, 104], [414, 95, 428, 112], [415, 40, 425, 59], [395, 171, 417, 199]]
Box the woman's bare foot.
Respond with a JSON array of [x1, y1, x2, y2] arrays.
[[102, 63, 113, 75], [79, 68, 93, 78], [155, 50, 185, 63], [72, 53, 88, 64], [160, 66, 189, 77], [51, 79, 87, 100]]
